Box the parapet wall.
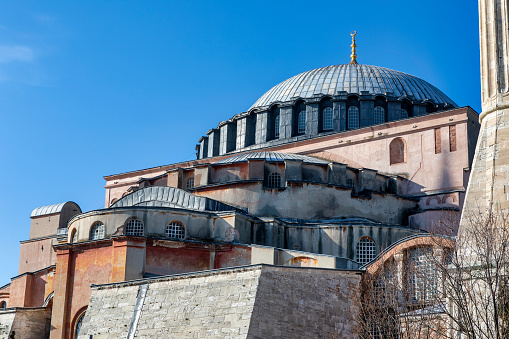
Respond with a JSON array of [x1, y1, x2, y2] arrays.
[[78, 265, 361, 338]]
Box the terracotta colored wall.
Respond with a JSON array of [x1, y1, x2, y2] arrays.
[[68, 246, 114, 321], [18, 237, 57, 275], [145, 246, 211, 276], [214, 246, 251, 268]]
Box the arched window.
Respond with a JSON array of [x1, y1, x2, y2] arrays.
[[74, 310, 86, 339], [322, 107, 333, 131], [401, 108, 409, 119], [274, 114, 280, 138], [347, 106, 359, 129], [125, 219, 144, 236], [267, 172, 281, 188], [90, 222, 105, 240], [0, 301, 6, 309], [186, 177, 194, 189], [389, 138, 406, 165], [356, 237, 376, 264], [166, 221, 185, 239], [297, 110, 306, 134], [374, 106, 385, 125], [71, 229, 77, 243]]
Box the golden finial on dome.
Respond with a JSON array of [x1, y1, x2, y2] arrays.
[[350, 31, 358, 64]]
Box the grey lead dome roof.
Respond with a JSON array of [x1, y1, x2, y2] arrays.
[[250, 64, 457, 110], [215, 152, 329, 165]]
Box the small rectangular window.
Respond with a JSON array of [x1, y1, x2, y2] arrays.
[[449, 125, 457, 152], [435, 128, 441, 154]]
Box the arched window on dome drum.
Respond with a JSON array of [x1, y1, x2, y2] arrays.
[[90, 222, 105, 241], [125, 219, 144, 236], [297, 110, 306, 134], [356, 237, 376, 265], [390, 137, 406, 165], [166, 221, 185, 239], [374, 106, 385, 125], [274, 114, 280, 138], [347, 106, 359, 129], [322, 107, 333, 131], [401, 108, 409, 119], [0, 301, 6, 309], [71, 229, 77, 243], [267, 172, 281, 188]]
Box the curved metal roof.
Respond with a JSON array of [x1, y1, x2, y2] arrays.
[[250, 64, 457, 110], [214, 152, 329, 165], [110, 186, 241, 212], [31, 202, 74, 217]]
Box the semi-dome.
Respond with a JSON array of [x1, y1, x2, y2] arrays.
[[250, 64, 457, 110]]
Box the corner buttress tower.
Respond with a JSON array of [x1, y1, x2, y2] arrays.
[[461, 0, 509, 224]]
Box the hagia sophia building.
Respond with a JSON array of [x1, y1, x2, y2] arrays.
[[0, 32, 480, 338]]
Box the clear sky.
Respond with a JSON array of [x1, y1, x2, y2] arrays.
[[0, 1, 480, 284]]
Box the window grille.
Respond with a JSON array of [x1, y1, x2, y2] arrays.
[[166, 221, 185, 239], [401, 109, 409, 119], [408, 248, 437, 302], [274, 114, 280, 138], [267, 172, 281, 188], [126, 219, 144, 236], [323, 107, 333, 130], [90, 222, 105, 240], [187, 177, 194, 189], [356, 237, 376, 264], [374, 106, 385, 125], [348, 106, 359, 129], [298, 110, 306, 134]]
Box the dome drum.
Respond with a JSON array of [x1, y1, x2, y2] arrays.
[[196, 90, 453, 159]]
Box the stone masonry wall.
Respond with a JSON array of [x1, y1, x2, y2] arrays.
[[0, 308, 50, 339], [78, 265, 361, 339], [247, 267, 361, 338]]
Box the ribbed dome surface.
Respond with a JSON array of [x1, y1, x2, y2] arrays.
[[250, 64, 457, 109], [215, 152, 329, 165]]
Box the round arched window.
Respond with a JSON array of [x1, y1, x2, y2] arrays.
[[356, 237, 376, 264], [74, 311, 86, 338], [125, 219, 144, 236], [348, 106, 359, 129], [274, 114, 280, 138], [389, 138, 406, 165], [298, 110, 306, 134], [374, 106, 385, 125], [323, 107, 333, 131], [90, 222, 105, 241], [0, 301, 6, 309], [166, 221, 185, 239]]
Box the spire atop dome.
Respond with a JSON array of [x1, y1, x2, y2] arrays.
[[349, 31, 358, 64]]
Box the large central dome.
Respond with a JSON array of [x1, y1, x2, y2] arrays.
[[250, 64, 457, 110]]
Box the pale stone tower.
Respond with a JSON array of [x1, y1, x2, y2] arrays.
[[461, 0, 509, 223]]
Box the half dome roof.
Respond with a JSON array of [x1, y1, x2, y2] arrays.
[[250, 64, 457, 110]]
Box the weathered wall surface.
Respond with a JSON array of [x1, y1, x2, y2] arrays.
[[196, 182, 416, 225], [248, 267, 361, 338], [0, 308, 50, 339], [78, 265, 361, 339]]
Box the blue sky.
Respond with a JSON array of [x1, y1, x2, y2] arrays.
[[0, 1, 480, 284]]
